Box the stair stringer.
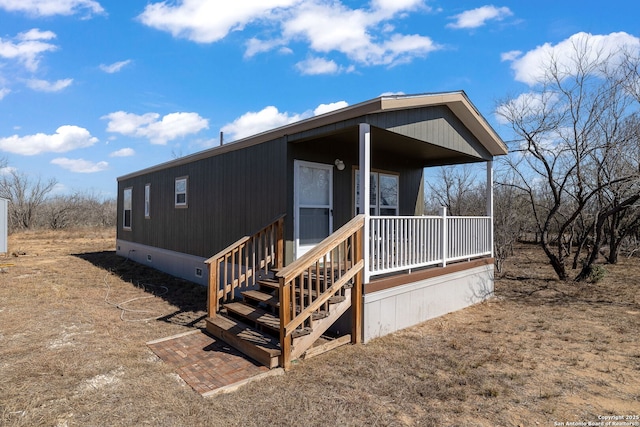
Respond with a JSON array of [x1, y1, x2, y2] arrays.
[[290, 288, 352, 360]]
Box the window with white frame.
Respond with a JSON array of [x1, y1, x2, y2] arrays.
[[175, 177, 187, 207], [354, 170, 399, 215], [123, 187, 132, 229], [144, 183, 151, 218]]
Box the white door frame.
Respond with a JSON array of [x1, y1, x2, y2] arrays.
[[293, 160, 334, 259]]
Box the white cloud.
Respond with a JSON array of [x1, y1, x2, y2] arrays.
[[296, 57, 341, 75], [0, 166, 17, 175], [139, 0, 440, 69], [314, 101, 348, 115], [49, 182, 67, 195], [0, 28, 58, 71], [380, 91, 406, 96], [51, 157, 109, 173], [18, 28, 56, 41], [138, 0, 299, 44], [381, 33, 438, 64], [221, 106, 308, 141], [507, 32, 640, 86], [102, 111, 209, 145], [500, 50, 521, 62], [26, 78, 73, 92], [222, 100, 350, 141], [0, 125, 98, 155], [447, 5, 512, 29], [109, 147, 135, 157], [283, 2, 439, 66], [371, 0, 425, 15], [99, 59, 132, 73], [0, 88, 10, 100], [495, 91, 560, 125], [245, 38, 288, 58], [0, 0, 104, 17]]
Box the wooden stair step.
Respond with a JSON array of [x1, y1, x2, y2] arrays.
[[224, 302, 280, 332], [311, 311, 329, 321], [292, 308, 329, 321], [301, 272, 331, 283], [328, 295, 346, 304], [205, 316, 280, 369], [257, 278, 280, 290], [242, 289, 279, 308], [295, 289, 348, 300], [291, 327, 313, 339], [295, 288, 319, 297]]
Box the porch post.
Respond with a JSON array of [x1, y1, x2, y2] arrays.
[[359, 123, 371, 284], [486, 160, 494, 258], [439, 206, 447, 267]]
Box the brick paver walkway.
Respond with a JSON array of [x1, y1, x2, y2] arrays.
[[148, 329, 281, 396]]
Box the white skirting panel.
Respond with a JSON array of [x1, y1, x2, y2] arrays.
[[363, 264, 494, 343], [116, 240, 208, 286]]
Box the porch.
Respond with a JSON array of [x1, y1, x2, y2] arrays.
[[204, 209, 494, 370]]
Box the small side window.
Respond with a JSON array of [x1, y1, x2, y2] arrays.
[[123, 187, 132, 230], [175, 177, 188, 207], [144, 183, 151, 218]]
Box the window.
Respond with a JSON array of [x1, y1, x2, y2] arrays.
[[378, 173, 399, 215], [175, 177, 188, 207], [144, 184, 151, 218], [355, 170, 399, 216], [123, 187, 132, 229]]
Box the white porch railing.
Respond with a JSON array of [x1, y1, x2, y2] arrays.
[[368, 213, 492, 277]]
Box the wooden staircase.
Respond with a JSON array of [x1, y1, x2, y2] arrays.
[[204, 215, 365, 370], [205, 269, 353, 368]]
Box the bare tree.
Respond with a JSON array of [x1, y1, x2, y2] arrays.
[[492, 174, 529, 273], [425, 165, 485, 216], [0, 169, 58, 231], [497, 40, 640, 281], [39, 191, 117, 229], [575, 113, 640, 274]]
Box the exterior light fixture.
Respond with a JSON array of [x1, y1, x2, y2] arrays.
[[334, 159, 345, 171]]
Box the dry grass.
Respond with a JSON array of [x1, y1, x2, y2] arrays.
[[1, 229, 639, 426]]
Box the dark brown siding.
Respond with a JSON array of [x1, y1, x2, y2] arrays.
[[117, 138, 287, 258]]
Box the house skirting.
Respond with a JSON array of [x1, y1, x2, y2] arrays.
[[116, 240, 208, 286], [363, 259, 494, 342]]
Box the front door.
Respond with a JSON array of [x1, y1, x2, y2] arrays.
[[294, 160, 333, 259]]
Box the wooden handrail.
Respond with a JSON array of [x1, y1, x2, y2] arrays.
[[205, 214, 286, 265], [276, 215, 365, 280], [204, 235, 251, 266], [205, 214, 285, 318], [283, 259, 363, 336], [277, 214, 365, 370]]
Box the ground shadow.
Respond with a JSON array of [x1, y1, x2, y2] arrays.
[[496, 272, 639, 310], [73, 250, 208, 328]]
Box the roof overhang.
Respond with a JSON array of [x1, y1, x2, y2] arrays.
[[378, 92, 507, 157]]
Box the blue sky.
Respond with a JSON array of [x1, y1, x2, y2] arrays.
[[0, 0, 638, 199]]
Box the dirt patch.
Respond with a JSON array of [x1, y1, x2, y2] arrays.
[[1, 229, 639, 426]]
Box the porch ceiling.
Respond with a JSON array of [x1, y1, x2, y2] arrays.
[[292, 125, 483, 168]]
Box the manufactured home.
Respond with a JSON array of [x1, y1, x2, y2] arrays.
[[116, 92, 507, 369]]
